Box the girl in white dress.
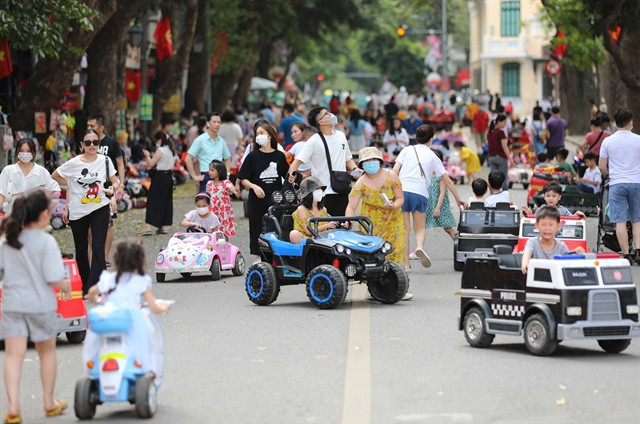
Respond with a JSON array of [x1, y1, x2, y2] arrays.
[[83, 239, 171, 376]]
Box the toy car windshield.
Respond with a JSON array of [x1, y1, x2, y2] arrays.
[[306, 216, 373, 238], [521, 223, 583, 239], [561, 267, 599, 286], [461, 210, 518, 226]]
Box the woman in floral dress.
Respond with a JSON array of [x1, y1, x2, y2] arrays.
[[206, 159, 239, 237], [425, 149, 457, 240]]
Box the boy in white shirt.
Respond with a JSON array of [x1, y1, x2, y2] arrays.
[[468, 178, 488, 206], [576, 152, 602, 194], [484, 171, 510, 207]]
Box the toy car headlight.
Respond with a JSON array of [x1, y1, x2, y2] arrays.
[[345, 264, 358, 278], [382, 242, 392, 253], [336, 244, 345, 253], [566, 306, 582, 316], [272, 191, 284, 204], [626, 305, 639, 314], [156, 254, 164, 265], [284, 190, 296, 204]]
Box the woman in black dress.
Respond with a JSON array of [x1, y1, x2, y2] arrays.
[[141, 132, 176, 235], [237, 123, 288, 256]]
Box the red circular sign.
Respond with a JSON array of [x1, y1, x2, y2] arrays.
[[545, 59, 561, 76]]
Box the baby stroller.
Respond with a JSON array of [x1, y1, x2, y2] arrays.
[[596, 177, 633, 253]]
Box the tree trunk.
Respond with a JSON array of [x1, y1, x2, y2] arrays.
[[9, 0, 118, 134], [150, 0, 198, 132], [599, 55, 627, 115], [233, 67, 255, 110], [183, 0, 209, 116], [210, 70, 242, 112], [559, 63, 595, 135], [84, 0, 143, 134]]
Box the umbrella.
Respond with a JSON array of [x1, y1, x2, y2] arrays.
[[250, 77, 278, 91]]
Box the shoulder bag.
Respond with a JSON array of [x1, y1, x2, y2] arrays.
[[412, 145, 428, 182], [319, 132, 352, 194]]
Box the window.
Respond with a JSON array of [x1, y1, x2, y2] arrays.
[[501, 1, 520, 37], [502, 62, 520, 97], [533, 268, 552, 283]]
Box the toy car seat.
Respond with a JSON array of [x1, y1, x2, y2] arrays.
[[493, 244, 522, 268], [469, 202, 485, 210]]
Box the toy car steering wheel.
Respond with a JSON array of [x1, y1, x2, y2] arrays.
[[187, 225, 206, 233]]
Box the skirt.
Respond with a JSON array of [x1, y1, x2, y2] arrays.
[[145, 171, 174, 227]]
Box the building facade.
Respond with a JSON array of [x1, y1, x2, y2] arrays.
[[468, 0, 554, 116]]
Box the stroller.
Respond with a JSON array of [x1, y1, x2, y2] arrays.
[[596, 177, 633, 253]]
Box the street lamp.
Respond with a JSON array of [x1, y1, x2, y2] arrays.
[[128, 24, 144, 48]]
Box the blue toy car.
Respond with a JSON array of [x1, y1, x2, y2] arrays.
[[245, 193, 408, 309]]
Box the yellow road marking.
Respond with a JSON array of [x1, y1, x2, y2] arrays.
[[341, 284, 371, 424]]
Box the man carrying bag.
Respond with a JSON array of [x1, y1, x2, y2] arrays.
[[288, 106, 358, 216]]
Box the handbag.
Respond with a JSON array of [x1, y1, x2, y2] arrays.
[[319, 132, 352, 194]]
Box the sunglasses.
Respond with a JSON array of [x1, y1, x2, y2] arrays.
[[83, 139, 100, 146]]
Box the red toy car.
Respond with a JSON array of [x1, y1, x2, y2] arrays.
[[514, 215, 588, 253], [526, 168, 573, 207]]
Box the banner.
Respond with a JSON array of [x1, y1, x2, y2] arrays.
[[125, 70, 141, 102], [163, 91, 181, 113], [140, 94, 153, 121]]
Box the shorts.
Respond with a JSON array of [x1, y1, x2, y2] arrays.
[[608, 183, 640, 223], [401, 191, 428, 213], [1, 310, 58, 342]]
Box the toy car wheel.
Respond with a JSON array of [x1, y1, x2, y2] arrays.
[[232, 253, 246, 276], [66, 330, 86, 344], [597, 339, 631, 354], [523, 183, 529, 189], [180, 272, 192, 278], [463, 307, 495, 348], [134, 375, 158, 419], [74, 377, 98, 420], [116, 199, 128, 213], [245, 262, 279, 305], [306, 265, 347, 309], [139, 186, 148, 198], [508, 181, 514, 189], [156, 273, 165, 283], [50, 216, 65, 230], [367, 262, 408, 304], [210, 257, 221, 281], [523, 313, 558, 356]]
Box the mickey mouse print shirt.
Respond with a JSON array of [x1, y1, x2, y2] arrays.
[[56, 154, 116, 220]]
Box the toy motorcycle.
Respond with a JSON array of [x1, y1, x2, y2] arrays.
[[74, 300, 173, 420]]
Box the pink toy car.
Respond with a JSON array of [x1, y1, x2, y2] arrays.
[[50, 198, 67, 230], [154, 230, 246, 282]]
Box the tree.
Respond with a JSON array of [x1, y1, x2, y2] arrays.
[[183, 0, 209, 116], [8, 0, 118, 133], [84, 0, 145, 134]]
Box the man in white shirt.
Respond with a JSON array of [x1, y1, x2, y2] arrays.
[[598, 108, 640, 264]]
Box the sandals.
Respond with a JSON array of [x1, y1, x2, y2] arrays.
[[3, 414, 21, 424], [44, 398, 67, 417], [156, 229, 168, 234], [138, 230, 153, 236]]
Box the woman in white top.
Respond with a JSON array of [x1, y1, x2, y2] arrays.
[[141, 131, 177, 235], [52, 129, 118, 294], [0, 138, 60, 215], [383, 116, 409, 158], [218, 110, 244, 163], [392, 124, 465, 271]]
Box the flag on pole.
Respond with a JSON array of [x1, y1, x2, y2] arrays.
[[0, 39, 13, 79], [125, 70, 141, 102], [154, 17, 173, 61]]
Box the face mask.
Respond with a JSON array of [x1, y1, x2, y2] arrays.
[[196, 207, 209, 216], [363, 160, 381, 175], [312, 189, 323, 203], [17, 152, 33, 163], [256, 134, 269, 146], [329, 114, 338, 126]]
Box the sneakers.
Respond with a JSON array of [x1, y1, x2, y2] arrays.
[[415, 248, 432, 268], [402, 292, 414, 301], [409, 251, 418, 260], [623, 253, 634, 266]]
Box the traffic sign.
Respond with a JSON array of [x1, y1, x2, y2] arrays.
[[545, 59, 561, 76]]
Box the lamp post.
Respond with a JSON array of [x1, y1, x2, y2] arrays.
[[129, 17, 148, 135]]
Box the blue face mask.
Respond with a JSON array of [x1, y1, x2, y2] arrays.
[[363, 160, 381, 175]]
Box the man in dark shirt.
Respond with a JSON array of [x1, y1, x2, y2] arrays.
[[87, 114, 126, 266], [545, 106, 568, 159]]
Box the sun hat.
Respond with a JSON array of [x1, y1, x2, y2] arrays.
[[298, 176, 326, 199], [357, 146, 384, 169]]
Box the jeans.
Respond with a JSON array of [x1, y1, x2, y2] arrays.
[[488, 155, 509, 191]]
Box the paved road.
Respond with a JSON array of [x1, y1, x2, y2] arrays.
[[3, 169, 639, 423]]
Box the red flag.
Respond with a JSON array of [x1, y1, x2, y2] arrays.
[[125, 70, 141, 102], [553, 30, 567, 60], [0, 39, 13, 80], [609, 25, 621, 45], [154, 17, 173, 61], [209, 31, 229, 74]]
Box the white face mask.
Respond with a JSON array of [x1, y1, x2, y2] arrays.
[[17, 152, 33, 163], [329, 114, 338, 126], [312, 189, 323, 203], [196, 207, 209, 216], [256, 134, 269, 146]]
